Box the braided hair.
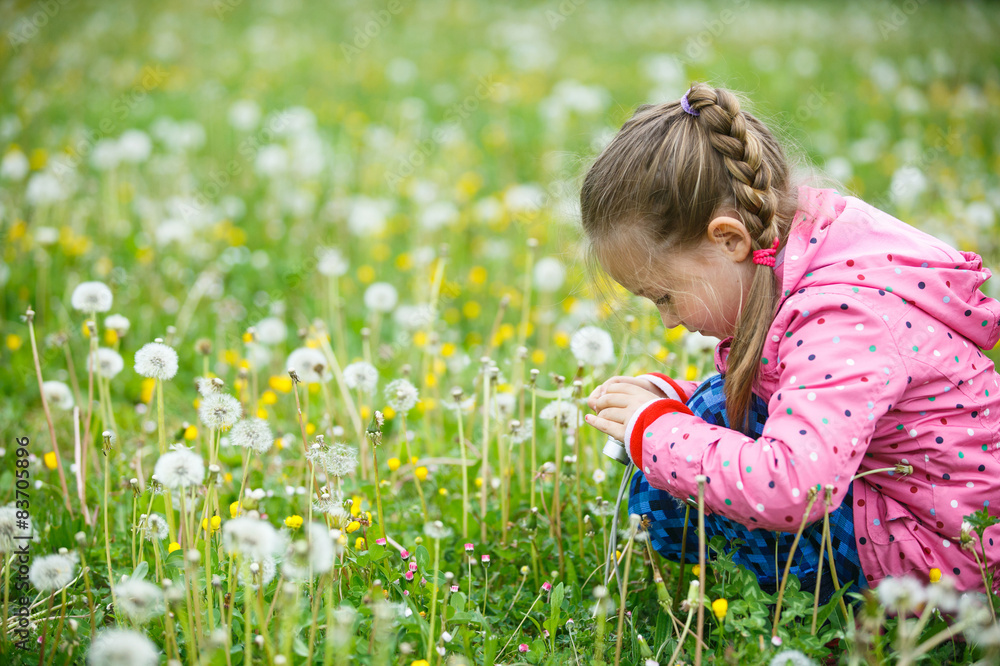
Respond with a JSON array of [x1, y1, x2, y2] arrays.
[[580, 82, 802, 433]]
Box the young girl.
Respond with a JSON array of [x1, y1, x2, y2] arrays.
[[581, 82, 1000, 599]]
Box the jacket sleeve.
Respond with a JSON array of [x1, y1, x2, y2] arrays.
[[624, 292, 908, 531], [635, 372, 700, 404]]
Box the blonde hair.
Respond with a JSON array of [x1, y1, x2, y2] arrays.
[[580, 82, 801, 434]]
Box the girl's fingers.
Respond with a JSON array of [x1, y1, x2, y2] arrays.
[[584, 413, 625, 443], [592, 393, 633, 412], [595, 407, 630, 424]]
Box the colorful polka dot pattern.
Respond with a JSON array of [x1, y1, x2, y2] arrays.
[[633, 186, 1000, 595]]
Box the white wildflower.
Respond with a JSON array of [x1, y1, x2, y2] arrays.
[[88, 347, 125, 379], [592, 469, 607, 484], [87, 628, 160, 666], [223, 517, 284, 560], [282, 522, 335, 580], [385, 378, 419, 413], [71, 281, 113, 313], [286, 347, 331, 383], [153, 449, 205, 489], [199, 393, 243, 430], [230, 418, 274, 455], [29, 552, 78, 592], [570, 326, 615, 366], [114, 578, 164, 624], [254, 317, 288, 345], [343, 361, 378, 394], [364, 282, 398, 313], [134, 342, 179, 380], [41, 381, 74, 410]]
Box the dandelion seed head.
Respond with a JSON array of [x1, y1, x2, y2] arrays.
[[286, 347, 331, 383], [134, 342, 179, 380], [195, 376, 225, 398], [41, 381, 74, 410], [104, 314, 131, 335], [385, 378, 419, 413], [71, 281, 113, 313], [28, 552, 78, 592], [230, 418, 274, 455], [153, 448, 205, 489], [143, 514, 169, 541], [423, 520, 452, 540], [343, 361, 379, 394], [114, 578, 164, 624], [254, 317, 288, 345], [88, 347, 125, 379], [87, 628, 159, 666], [198, 393, 242, 430], [282, 522, 336, 580], [570, 326, 615, 366], [539, 401, 580, 428], [223, 516, 284, 560], [533, 257, 565, 292], [0, 505, 33, 551], [364, 282, 398, 312], [317, 247, 349, 277], [238, 556, 276, 589], [324, 443, 358, 478], [768, 649, 817, 666]]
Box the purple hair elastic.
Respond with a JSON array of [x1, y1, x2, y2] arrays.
[[681, 89, 700, 116]]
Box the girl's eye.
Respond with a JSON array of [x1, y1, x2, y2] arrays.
[[654, 293, 671, 306]]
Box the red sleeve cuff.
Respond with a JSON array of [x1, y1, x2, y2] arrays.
[[641, 372, 691, 403], [626, 398, 694, 469]]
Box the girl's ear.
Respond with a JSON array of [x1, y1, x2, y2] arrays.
[[706, 216, 752, 263]]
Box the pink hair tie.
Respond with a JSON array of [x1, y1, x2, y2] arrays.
[[752, 237, 781, 267]]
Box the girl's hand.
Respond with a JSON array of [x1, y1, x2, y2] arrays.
[[586, 375, 662, 412], [585, 382, 662, 443]]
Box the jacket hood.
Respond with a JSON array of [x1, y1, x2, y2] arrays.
[[773, 185, 1000, 351], [713, 185, 1000, 375]]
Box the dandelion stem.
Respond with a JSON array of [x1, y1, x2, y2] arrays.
[[426, 536, 441, 665], [695, 476, 707, 666], [613, 536, 635, 666], [399, 414, 428, 521], [456, 396, 469, 540], [773, 486, 820, 640], [101, 442, 119, 614], [480, 364, 492, 544], [674, 504, 691, 608]]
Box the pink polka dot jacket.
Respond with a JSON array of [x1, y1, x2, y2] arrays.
[[625, 185, 1000, 593]]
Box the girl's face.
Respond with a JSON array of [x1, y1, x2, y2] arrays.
[[596, 216, 757, 340]]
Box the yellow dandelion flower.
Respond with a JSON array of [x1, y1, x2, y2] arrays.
[[358, 265, 376, 283], [168, 542, 181, 554], [691, 565, 700, 577], [438, 488, 448, 496], [387, 458, 401, 472], [469, 266, 488, 285], [43, 451, 57, 470], [360, 406, 371, 420], [306, 423, 316, 435], [260, 390, 278, 405], [531, 349, 545, 365], [346, 521, 361, 533], [413, 331, 428, 347], [414, 466, 428, 481], [685, 364, 698, 381], [230, 501, 241, 518], [383, 406, 396, 420], [929, 567, 942, 583], [554, 331, 570, 348], [462, 301, 481, 319], [268, 376, 293, 393], [284, 515, 303, 529], [441, 342, 456, 358], [712, 598, 728, 620], [202, 516, 221, 534], [183, 425, 198, 440], [256, 407, 268, 419], [104, 329, 118, 345], [141, 378, 156, 403]]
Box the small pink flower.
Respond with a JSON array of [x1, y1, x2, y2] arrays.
[[518, 644, 529, 653], [409, 561, 418, 572], [450, 584, 459, 592], [771, 636, 783, 647], [481, 554, 490, 565], [420, 577, 427, 585], [464, 543, 474, 552], [403, 589, 409, 596], [543, 629, 550, 638], [376, 538, 386, 546], [400, 549, 410, 560], [405, 571, 414, 581], [542, 581, 552, 592]]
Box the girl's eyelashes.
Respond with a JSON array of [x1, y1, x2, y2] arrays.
[[654, 293, 671, 306]]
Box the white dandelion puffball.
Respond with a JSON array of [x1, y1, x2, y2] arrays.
[[153, 448, 205, 489], [71, 281, 113, 313], [364, 282, 398, 313], [88, 347, 125, 379], [324, 443, 359, 478], [533, 257, 566, 293], [199, 393, 243, 430], [88, 628, 160, 666], [230, 418, 274, 455], [343, 361, 378, 394], [683, 330, 720, 355], [317, 247, 349, 277], [0, 505, 33, 551], [134, 342, 179, 380], [228, 99, 261, 131], [142, 514, 169, 541], [114, 578, 164, 624], [117, 129, 152, 163], [286, 347, 331, 383], [238, 556, 277, 590], [42, 381, 74, 410], [195, 376, 224, 398], [223, 516, 284, 560], [1, 148, 29, 181], [570, 326, 615, 366], [282, 522, 336, 581], [393, 304, 434, 331], [29, 553, 77, 592], [347, 196, 390, 236], [254, 317, 288, 345], [539, 401, 581, 428], [768, 649, 818, 666], [103, 313, 131, 335], [385, 378, 419, 413]]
